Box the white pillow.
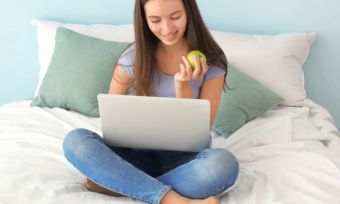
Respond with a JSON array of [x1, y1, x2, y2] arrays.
[[31, 19, 135, 96], [33, 19, 315, 106], [211, 30, 316, 106]]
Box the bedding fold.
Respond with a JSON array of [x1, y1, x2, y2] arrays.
[[1, 100, 340, 204]]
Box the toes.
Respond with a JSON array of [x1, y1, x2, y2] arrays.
[[83, 178, 92, 190]]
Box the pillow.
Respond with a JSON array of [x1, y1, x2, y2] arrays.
[[212, 65, 283, 137], [33, 19, 315, 106], [32, 19, 135, 96], [211, 30, 316, 106], [31, 27, 129, 117]]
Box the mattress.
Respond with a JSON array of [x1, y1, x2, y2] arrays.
[[0, 99, 340, 204]]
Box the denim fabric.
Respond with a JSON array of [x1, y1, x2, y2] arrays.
[[63, 128, 239, 204]]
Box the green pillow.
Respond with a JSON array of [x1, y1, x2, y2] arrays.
[[213, 65, 283, 137], [31, 27, 129, 117]]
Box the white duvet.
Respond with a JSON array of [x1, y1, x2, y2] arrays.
[[0, 100, 340, 204]]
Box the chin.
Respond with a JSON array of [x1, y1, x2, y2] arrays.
[[161, 41, 176, 46], [160, 38, 181, 47]]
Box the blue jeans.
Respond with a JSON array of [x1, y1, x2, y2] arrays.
[[63, 128, 239, 204]]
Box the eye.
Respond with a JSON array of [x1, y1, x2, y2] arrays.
[[149, 17, 161, 24], [171, 15, 181, 20]]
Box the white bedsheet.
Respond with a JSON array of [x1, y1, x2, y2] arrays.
[[0, 100, 339, 204]]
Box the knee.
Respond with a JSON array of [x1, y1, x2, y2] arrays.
[[203, 148, 239, 169], [203, 148, 239, 183], [194, 148, 239, 195], [162, 148, 239, 199], [63, 128, 91, 150], [63, 128, 100, 159]]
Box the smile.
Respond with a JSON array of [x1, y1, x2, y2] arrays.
[[161, 32, 178, 40]]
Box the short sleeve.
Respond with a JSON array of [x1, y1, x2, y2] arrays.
[[204, 64, 226, 81], [117, 43, 136, 78]]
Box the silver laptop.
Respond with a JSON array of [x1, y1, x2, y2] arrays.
[[97, 94, 211, 152]]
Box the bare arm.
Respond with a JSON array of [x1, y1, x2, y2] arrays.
[[108, 64, 133, 95], [175, 81, 193, 98], [199, 75, 225, 127]]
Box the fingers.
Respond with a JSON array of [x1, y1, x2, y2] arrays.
[[181, 56, 192, 71], [181, 56, 192, 79], [192, 56, 202, 79], [175, 56, 208, 82], [192, 56, 209, 80], [179, 63, 187, 78], [201, 57, 208, 75]]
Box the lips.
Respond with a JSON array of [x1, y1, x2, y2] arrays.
[[162, 31, 178, 41]]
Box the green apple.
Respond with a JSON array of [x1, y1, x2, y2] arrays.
[[187, 50, 206, 70]]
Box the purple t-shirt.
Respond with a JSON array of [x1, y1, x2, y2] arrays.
[[117, 43, 226, 98]]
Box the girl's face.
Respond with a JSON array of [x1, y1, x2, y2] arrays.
[[144, 0, 187, 47]]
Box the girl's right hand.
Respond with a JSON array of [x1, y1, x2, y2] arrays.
[[174, 56, 208, 82]]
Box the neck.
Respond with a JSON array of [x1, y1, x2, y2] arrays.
[[158, 39, 188, 55]]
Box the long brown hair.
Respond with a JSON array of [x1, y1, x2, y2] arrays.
[[134, 0, 228, 96]]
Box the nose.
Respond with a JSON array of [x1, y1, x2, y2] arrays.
[[161, 20, 174, 34]]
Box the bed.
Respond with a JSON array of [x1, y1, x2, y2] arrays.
[[1, 19, 340, 204]]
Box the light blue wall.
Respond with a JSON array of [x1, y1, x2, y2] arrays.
[[1, 0, 339, 128]]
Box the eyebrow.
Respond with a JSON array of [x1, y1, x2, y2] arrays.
[[148, 11, 182, 18]]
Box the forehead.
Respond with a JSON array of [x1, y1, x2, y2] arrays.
[[144, 0, 185, 16]]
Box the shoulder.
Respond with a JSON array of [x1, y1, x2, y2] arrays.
[[118, 42, 136, 66], [204, 64, 226, 81]]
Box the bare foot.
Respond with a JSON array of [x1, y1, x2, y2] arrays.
[[83, 178, 124, 197], [161, 190, 220, 204], [84, 179, 219, 204], [188, 196, 220, 204]]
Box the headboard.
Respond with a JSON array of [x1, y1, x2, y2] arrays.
[[1, 0, 339, 128]]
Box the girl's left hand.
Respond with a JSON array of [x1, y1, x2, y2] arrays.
[[174, 56, 208, 82]]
